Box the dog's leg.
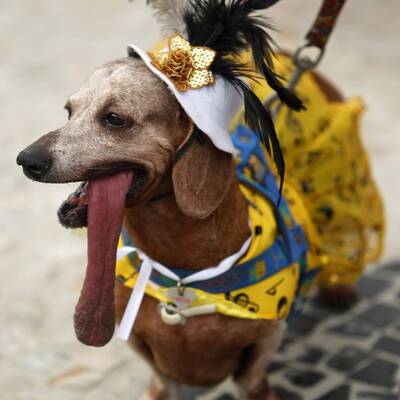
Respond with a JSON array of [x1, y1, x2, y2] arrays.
[[139, 374, 181, 400], [318, 285, 358, 310], [233, 321, 285, 400]]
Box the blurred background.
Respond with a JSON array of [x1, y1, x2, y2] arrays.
[[1, 1, 399, 399]]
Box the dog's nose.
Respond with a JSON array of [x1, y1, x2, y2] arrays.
[[17, 148, 52, 180]]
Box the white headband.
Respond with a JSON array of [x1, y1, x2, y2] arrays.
[[128, 44, 243, 156]]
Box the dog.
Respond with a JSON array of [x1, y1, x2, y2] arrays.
[[16, 48, 385, 398], [16, 1, 385, 398]]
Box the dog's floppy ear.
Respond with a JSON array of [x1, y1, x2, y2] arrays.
[[172, 127, 234, 220]]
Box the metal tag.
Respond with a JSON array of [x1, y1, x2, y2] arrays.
[[167, 287, 197, 310]]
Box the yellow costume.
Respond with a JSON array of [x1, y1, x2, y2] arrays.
[[117, 176, 324, 321], [116, 54, 385, 322], [252, 53, 385, 287]]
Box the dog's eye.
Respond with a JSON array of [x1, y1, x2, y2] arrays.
[[103, 112, 126, 128]]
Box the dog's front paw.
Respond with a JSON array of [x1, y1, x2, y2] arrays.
[[244, 381, 280, 400], [318, 285, 358, 311]]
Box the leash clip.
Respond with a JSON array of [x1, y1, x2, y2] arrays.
[[159, 303, 186, 325], [293, 42, 324, 71], [177, 280, 186, 296]]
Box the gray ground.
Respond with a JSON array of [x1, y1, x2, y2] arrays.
[[1, 1, 399, 399]]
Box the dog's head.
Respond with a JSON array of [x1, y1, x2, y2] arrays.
[[17, 57, 234, 221], [16, 57, 234, 347]]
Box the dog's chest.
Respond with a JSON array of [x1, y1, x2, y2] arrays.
[[130, 294, 278, 383]]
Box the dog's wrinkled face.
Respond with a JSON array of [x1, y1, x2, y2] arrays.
[[17, 55, 234, 229], [17, 57, 191, 227], [58, 58, 184, 183]]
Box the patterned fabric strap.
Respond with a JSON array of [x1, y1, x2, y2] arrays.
[[306, 0, 347, 49], [232, 125, 306, 264], [120, 226, 306, 294]]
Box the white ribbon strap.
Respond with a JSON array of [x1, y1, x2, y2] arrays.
[[116, 237, 251, 341], [180, 237, 251, 285], [117, 256, 152, 341]]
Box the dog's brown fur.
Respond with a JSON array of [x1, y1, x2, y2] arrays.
[[19, 56, 353, 399]]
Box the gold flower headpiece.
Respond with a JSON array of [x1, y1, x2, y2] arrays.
[[150, 34, 216, 92]]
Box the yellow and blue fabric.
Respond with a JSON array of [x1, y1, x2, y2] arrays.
[[116, 125, 325, 321], [116, 53, 385, 321], [236, 53, 385, 288]]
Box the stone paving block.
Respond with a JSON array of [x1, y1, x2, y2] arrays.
[[285, 368, 325, 388], [380, 261, 400, 275], [84, 392, 123, 400], [326, 346, 370, 372], [14, 350, 69, 374], [48, 367, 104, 390], [287, 313, 320, 336], [14, 388, 81, 400], [305, 299, 334, 319], [297, 346, 325, 364], [215, 394, 235, 400], [267, 361, 286, 374], [180, 385, 210, 399], [327, 318, 374, 339], [355, 391, 399, 400], [394, 320, 400, 333], [316, 385, 351, 400], [373, 335, 400, 357], [356, 276, 391, 298], [273, 386, 303, 400], [350, 359, 398, 388], [356, 304, 400, 328]]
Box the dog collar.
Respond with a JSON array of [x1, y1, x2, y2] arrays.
[[116, 235, 252, 341]]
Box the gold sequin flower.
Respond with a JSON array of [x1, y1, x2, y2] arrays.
[[150, 34, 216, 92]]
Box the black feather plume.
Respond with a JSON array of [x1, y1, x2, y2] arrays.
[[183, 0, 304, 188]]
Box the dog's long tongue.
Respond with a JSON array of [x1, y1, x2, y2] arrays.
[[74, 171, 133, 347]]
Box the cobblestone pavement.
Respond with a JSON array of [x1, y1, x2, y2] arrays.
[[1, 1, 399, 399], [266, 262, 400, 400]]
